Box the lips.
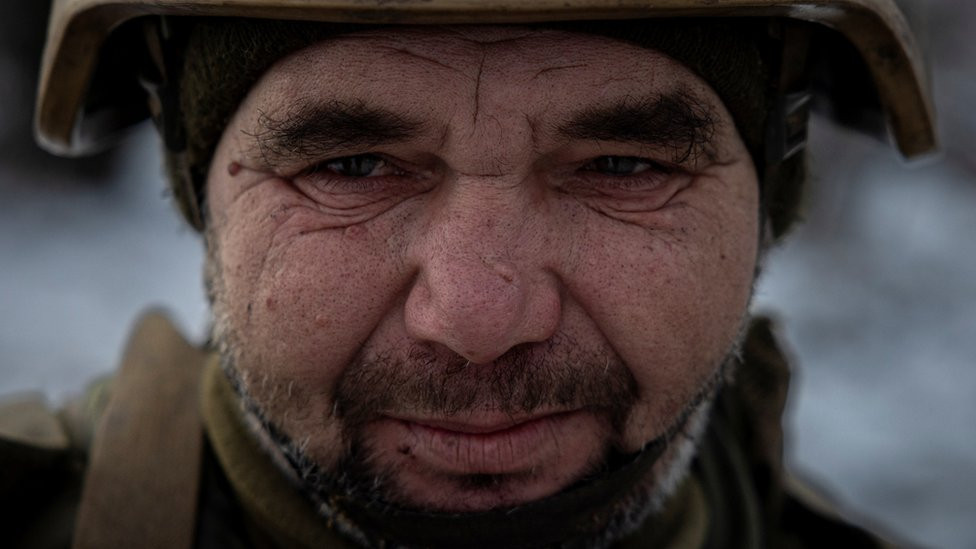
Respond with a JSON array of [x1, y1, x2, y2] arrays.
[[407, 413, 557, 434], [388, 411, 582, 475]]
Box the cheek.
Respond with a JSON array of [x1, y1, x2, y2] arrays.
[[563, 170, 758, 438], [215, 183, 414, 407]]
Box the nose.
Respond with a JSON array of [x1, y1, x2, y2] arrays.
[[403, 191, 561, 364]]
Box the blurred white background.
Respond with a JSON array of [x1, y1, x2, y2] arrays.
[[1, 1, 973, 547]]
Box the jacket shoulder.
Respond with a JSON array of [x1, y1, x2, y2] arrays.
[[725, 318, 899, 548], [0, 379, 112, 549], [0, 393, 71, 453], [778, 475, 898, 548]]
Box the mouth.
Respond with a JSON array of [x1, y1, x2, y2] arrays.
[[384, 410, 588, 475]]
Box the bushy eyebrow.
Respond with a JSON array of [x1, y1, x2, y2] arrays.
[[557, 90, 717, 163], [250, 100, 425, 166]]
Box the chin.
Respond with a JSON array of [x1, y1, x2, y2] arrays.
[[394, 471, 580, 512]]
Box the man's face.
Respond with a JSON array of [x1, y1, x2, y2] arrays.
[[206, 26, 758, 516]]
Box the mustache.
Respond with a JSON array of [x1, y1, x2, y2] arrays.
[[334, 334, 640, 432]]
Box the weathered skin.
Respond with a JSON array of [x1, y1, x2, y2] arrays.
[[206, 26, 759, 514]]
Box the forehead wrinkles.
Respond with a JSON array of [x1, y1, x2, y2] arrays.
[[274, 29, 494, 87], [258, 26, 684, 103], [244, 32, 487, 122]]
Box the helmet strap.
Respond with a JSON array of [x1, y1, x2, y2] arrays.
[[764, 20, 813, 166], [140, 17, 205, 230]]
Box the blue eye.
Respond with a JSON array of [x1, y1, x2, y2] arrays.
[[323, 154, 386, 177], [586, 156, 669, 176]]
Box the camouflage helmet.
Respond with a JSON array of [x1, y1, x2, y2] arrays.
[[34, 0, 937, 234]]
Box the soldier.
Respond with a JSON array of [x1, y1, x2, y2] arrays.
[[5, 0, 936, 547]]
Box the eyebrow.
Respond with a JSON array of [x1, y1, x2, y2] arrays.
[[251, 100, 425, 165], [557, 90, 717, 163]]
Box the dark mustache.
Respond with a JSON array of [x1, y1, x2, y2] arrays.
[[334, 334, 639, 432]]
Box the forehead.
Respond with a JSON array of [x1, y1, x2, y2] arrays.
[[276, 25, 678, 75], [245, 25, 724, 121]]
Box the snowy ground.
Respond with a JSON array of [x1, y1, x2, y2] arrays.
[[2, 3, 974, 547]]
